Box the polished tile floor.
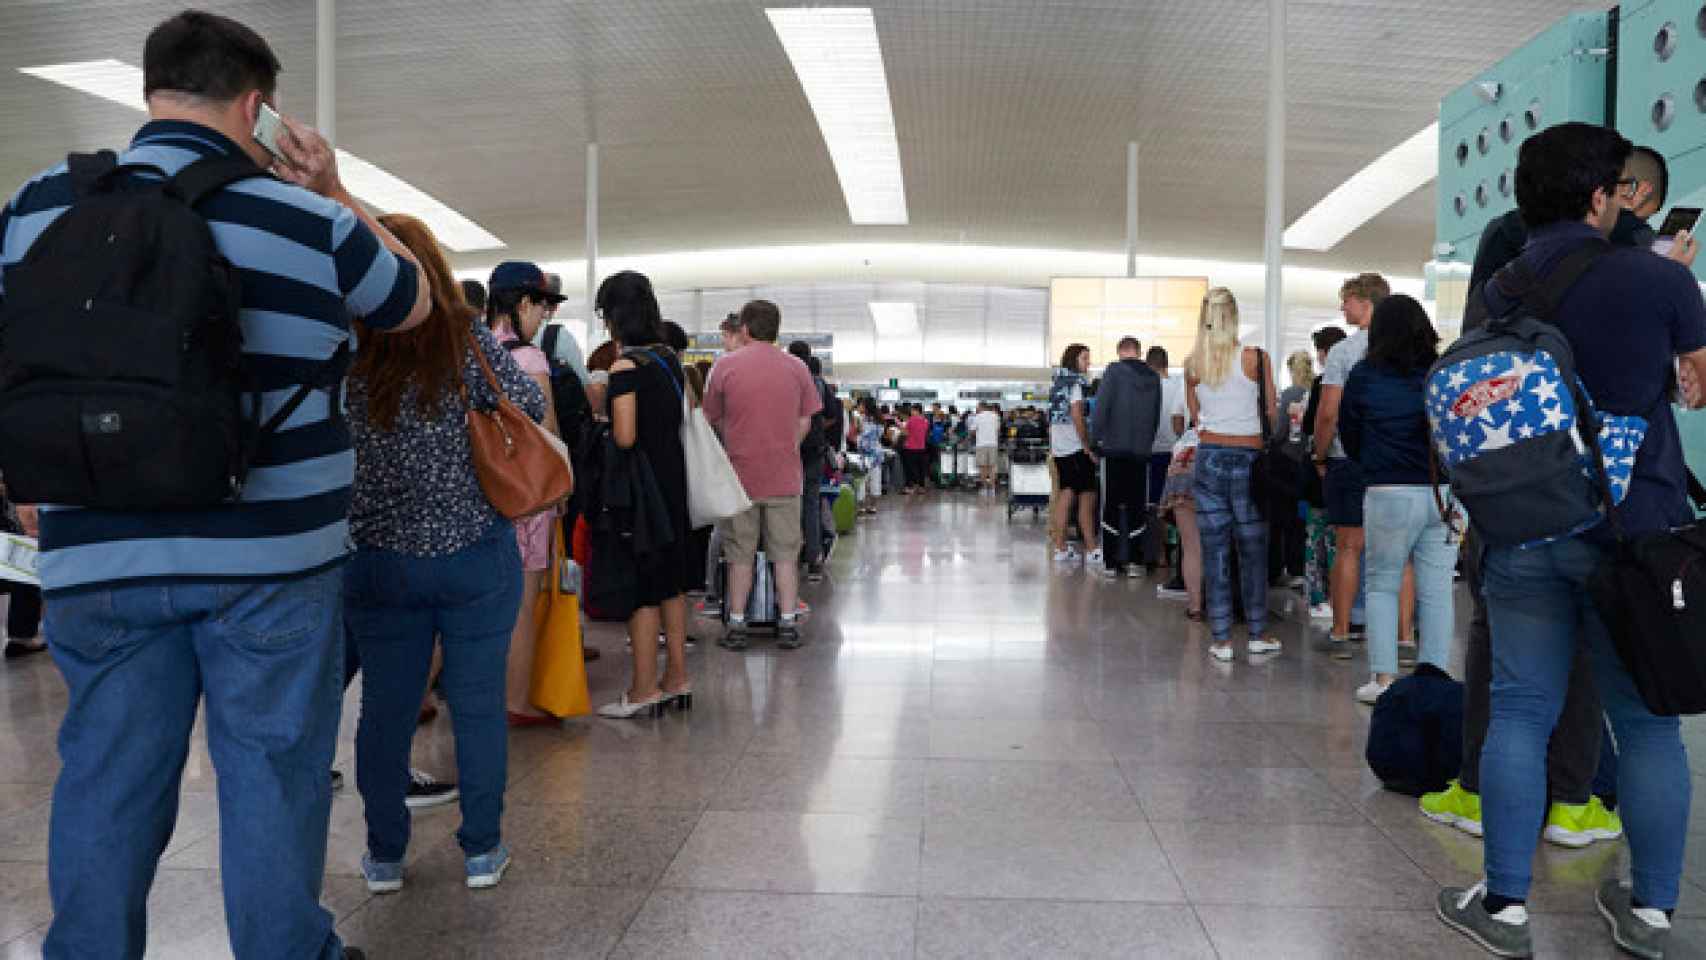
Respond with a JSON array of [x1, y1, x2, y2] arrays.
[[5, 493, 1706, 957]]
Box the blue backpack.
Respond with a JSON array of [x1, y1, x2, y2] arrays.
[[1427, 242, 1643, 548]]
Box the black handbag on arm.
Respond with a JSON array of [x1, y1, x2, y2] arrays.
[[1585, 455, 1706, 716]]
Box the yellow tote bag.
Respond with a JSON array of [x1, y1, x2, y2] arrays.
[[529, 522, 591, 717]]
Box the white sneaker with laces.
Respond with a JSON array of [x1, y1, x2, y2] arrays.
[[1356, 677, 1391, 705], [1308, 602, 1334, 620], [1247, 638, 1282, 656], [1209, 643, 1234, 662], [1053, 548, 1080, 564]]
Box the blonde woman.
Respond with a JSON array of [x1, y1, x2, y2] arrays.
[[1185, 288, 1281, 662]]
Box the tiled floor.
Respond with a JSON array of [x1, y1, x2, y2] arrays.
[[5, 492, 1706, 957]]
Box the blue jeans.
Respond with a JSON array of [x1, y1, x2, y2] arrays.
[[1481, 536, 1690, 907], [1191, 445, 1268, 643], [1362, 486, 1455, 675], [44, 570, 346, 960], [344, 520, 522, 863]]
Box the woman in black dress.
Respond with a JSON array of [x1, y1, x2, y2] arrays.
[[595, 271, 694, 719]]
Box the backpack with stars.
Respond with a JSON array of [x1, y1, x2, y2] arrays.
[[1426, 241, 1643, 548]]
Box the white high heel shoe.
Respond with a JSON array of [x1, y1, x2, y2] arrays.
[[598, 693, 666, 719]]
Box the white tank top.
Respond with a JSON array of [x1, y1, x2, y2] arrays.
[[1194, 349, 1262, 437]]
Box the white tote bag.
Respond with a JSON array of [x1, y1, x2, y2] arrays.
[[680, 393, 751, 527], [641, 349, 752, 527]]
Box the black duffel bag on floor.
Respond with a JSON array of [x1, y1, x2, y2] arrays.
[[1587, 471, 1706, 716]]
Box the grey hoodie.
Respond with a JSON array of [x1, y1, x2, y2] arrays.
[[1091, 358, 1162, 457]]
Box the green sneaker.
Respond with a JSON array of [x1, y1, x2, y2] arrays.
[[1544, 796, 1624, 849], [1420, 780, 1483, 838]]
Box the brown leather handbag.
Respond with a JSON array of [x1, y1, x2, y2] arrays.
[[464, 344, 573, 519]]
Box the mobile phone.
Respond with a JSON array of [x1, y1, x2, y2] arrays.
[[1652, 206, 1703, 256], [251, 103, 287, 163]]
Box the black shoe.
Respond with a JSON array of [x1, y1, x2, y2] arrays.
[[1163, 575, 1186, 592], [343, 949, 367, 960], [1348, 623, 1367, 642], [3, 639, 47, 659], [404, 769, 459, 810], [719, 621, 750, 651], [331, 769, 345, 792], [807, 563, 825, 584], [583, 645, 602, 662], [777, 618, 803, 650]]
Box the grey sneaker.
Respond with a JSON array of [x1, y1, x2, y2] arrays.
[[1438, 882, 1532, 958], [1596, 879, 1671, 960], [361, 854, 403, 895], [719, 619, 749, 651], [777, 616, 803, 650]]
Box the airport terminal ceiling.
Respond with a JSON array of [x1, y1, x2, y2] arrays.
[[0, 0, 1596, 287]]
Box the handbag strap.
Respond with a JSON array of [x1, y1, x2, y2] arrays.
[[1253, 347, 1273, 446]]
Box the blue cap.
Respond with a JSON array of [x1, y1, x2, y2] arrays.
[[488, 260, 565, 302]]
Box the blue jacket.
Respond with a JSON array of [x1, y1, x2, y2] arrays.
[[1340, 360, 1432, 486]]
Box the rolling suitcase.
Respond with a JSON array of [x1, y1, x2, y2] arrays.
[[715, 549, 781, 625], [833, 485, 857, 534]]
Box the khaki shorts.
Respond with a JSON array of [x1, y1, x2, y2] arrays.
[[722, 495, 803, 564], [975, 446, 998, 469]]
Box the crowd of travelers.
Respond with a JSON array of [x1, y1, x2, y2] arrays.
[[3, 10, 1706, 960]]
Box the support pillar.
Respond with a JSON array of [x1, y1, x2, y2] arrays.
[[1262, 0, 1286, 357]]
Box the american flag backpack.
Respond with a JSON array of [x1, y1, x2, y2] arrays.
[[1426, 242, 1643, 547]]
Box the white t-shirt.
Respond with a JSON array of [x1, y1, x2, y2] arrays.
[[973, 410, 1001, 448], [1050, 382, 1085, 457], [1320, 328, 1369, 460], [1153, 374, 1188, 453]]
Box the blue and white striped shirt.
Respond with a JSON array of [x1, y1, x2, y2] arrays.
[[0, 120, 420, 594]]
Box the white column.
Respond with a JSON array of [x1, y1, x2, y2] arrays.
[[585, 143, 599, 333], [315, 0, 335, 143], [1262, 0, 1285, 357], [1125, 141, 1139, 278]]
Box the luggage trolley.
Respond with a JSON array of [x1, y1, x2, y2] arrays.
[[955, 440, 980, 491], [1006, 439, 1051, 520]]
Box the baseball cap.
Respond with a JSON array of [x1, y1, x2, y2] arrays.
[[488, 261, 566, 303], [718, 312, 744, 333]]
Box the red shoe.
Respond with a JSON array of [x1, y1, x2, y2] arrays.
[[507, 711, 557, 728]]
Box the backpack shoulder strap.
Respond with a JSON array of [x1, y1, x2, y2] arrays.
[[66, 151, 118, 198], [165, 156, 268, 208], [1519, 241, 1609, 320], [541, 325, 561, 362], [502, 341, 527, 352]]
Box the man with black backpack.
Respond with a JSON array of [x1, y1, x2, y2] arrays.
[[1436, 122, 1706, 960], [0, 12, 429, 960], [788, 341, 839, 583]]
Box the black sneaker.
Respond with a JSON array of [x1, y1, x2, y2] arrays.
[[331, 769, 345, 792], [807, 563, 825, 584], [404, 769, 459, 810], [343, 949, 367, 960], [777, 617, 803, 650], [1348, 623, 1368, 642], [719, 620, 749, 651]]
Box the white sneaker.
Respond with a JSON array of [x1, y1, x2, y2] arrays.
[[1053, 548, 1080, 564], [1247, 638, 1282, 656], [1209, 643, 1235, 662], [1356, 677, 1391, 704], [1084, 548, 1106, 568], [1308, 602, 1334, 620]]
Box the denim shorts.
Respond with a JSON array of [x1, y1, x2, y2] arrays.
[[1324, 457, 1366, 527]]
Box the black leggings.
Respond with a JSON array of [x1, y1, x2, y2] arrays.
[[1, 580, 42, 640]]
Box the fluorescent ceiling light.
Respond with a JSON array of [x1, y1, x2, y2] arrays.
[[766, 7, 908, 225], [868, 301, 918, 337], [18, 59, 504, 252], [1283, 122, 1438, 252]]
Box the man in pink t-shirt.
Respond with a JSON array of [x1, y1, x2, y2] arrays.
[[902, 405, 930, 494], [702, 299, 822, 648]]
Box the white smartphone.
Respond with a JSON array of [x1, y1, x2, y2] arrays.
[[251, 103, 287, 163], [1652, 206, 1703, 256]]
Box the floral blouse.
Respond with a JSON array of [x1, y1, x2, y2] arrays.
[[347, 318, 547, 557]]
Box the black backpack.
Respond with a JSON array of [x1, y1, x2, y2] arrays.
[[0, 151, 347, 510], [536, 325, 595, 457]]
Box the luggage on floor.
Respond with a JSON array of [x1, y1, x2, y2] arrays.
[[530, 525, 590, 717], [1365, 663, 1464, 796], [715, 549, 780, 625], [833, 485, 857, 534]]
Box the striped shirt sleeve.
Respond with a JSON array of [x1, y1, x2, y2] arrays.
[[330, 202, 418, 331]]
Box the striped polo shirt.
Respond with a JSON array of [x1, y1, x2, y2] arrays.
[[0, 120, 419, 595]]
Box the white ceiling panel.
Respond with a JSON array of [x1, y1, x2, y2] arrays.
[[0, 0, 1589, 286]]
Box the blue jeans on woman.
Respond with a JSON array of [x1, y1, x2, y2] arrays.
[[1362, 486, 1455, 675], [1480, 535, 1690, 908], [345, 519, 523, 864], [1192, 445, 1268, 643]]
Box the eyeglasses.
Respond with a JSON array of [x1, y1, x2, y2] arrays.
[[1615, 177, 1639, 195]]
